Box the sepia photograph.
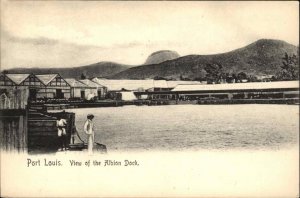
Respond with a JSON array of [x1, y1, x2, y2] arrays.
[[0, 1, 299, 197]]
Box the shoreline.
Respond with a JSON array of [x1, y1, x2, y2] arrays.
[[28, 98, 299, 111]]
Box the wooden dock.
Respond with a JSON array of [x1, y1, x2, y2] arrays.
[[27, 110, 75, 153], [0, 109, 27, 152]]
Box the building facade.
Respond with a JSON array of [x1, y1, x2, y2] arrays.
[[35, 74, 71, 99], [79, 79, 107, 100], [65, 78, 97, 100]]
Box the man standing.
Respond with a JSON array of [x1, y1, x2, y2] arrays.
[[84, 114, 95, 154], [57, 116, 67, 151]]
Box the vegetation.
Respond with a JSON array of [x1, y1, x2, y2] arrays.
[[4, 40, 298, 82], [202, 51, 300, 83], [154, 76, 168, 80], [6, 62, 130, 79], [204, 63, 224, 84], [202, 64, 250, 84], [237, 72, 247, 81], [80, 73, 86, 80], [1, 70, 8, 74], [276, 52, 299, 80], [111, 39, 298, 80]]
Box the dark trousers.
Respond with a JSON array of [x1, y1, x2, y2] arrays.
[[59, 135, 68, 149]]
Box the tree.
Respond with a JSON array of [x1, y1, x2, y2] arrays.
[[80, 73, 86, 80], [278, 52, 299, 80], [154, 76, 167, 80], [248, 75, 258, 82], [219, 72, 227, 83], [1, 70, 8, 74], [204, 63, 223, 84], [179, 74, 184, 80], [237, 72, 248, 81]]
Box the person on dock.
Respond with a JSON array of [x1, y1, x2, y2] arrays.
[[57, 116, 67, 151], [84, 114, 95, 154]]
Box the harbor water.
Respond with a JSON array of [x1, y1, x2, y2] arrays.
[[68, 104, 299, 151]]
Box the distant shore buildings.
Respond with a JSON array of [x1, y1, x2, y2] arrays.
[[0, 72, 299, 109], [0, 73, 299, 152], [0, 74, 108, 109]]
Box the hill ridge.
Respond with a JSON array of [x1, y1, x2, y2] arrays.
[[5, 39, 298, 80], [111, 39, 298, 80]]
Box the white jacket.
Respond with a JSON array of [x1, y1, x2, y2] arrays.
[[84, 119, 94, 135]]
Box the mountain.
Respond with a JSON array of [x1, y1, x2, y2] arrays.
[[5, 39, 298, 80], [6, 62, 131, 79], [111, 39, 299, 80], [144, 50, 180, 65]]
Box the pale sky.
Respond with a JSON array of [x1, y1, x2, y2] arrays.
[[1, 1, 299, 70]]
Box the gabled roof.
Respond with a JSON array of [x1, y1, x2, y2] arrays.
[[65, 78, 90, 88], [92, 78, 154, 91], [79, 79, 104, 88], [5, 74, 30, 85], [36, 74, 58, 85], [91, 78, 202, 91]]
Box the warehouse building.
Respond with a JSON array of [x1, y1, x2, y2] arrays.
[[0, 73, 73, 109], [171, 80, 299, 100], [92, 78, 201, 92], [79, 79, 107, 100], [35, 74, 71, 99], [133, 81, 299, 101], [91, 78, 201, 100], [0, 73, 44, 109], [92, 78, 154, 92], [65, 78, 97, 100]]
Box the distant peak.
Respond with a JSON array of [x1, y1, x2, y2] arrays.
[[149, 50, 179, 56], [144, 50, 180, 65], [253, 38, 291, 45]]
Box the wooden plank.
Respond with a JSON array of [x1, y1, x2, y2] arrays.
[[28, 121, 57, 127], [24, 112, 28, 151], [12, 118, 17, 150], [28, 133, 58, 138], [19, 115, 24, 151], [28, 132, 58, 136], [29, 122, 56, 128], [7, 121, 11, 150], [1, 110, 34, 151], [28, 126, 57, 132], [3, 120, 8, 150], [0, 119, 4, 148], [28, 131, 57, 135], [26, 111, 75, 151], [28, 137, 58, 147]]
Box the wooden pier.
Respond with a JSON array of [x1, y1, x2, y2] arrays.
[[27, 109, 75, 153], [0, 109, 27, 152]]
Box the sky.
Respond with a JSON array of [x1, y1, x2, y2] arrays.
[[1, 1, 299, 70]]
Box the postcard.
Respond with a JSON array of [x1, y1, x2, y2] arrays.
[[0, 1, 299, 197]]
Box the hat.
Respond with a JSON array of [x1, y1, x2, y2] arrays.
[[87, 114, 94, 119]]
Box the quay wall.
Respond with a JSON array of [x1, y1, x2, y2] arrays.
[[27, 111, 75, 153]]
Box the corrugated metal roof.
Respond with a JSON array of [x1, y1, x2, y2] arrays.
[[172, 81, 299, 92], [153, 80, 169, 88], [92, 78, 154, 91], [92, 78, 204, 91], [79, 79, 104, 88], [5, 74, 30, 85], [166, 80, 201, 88], [65, 78, 91, 88], [36, 74, 58, 85]]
